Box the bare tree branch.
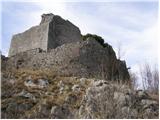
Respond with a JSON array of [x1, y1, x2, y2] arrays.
[[117, 40, 125, 60], [139, 63, 159, 94]]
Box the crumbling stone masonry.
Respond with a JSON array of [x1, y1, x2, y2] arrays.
[[9, 13, 82, 56]]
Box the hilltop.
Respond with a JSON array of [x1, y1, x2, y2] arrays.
[[1, 13, 158, 119]]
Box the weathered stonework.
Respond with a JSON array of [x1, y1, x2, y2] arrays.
[[9, 13, 82, 56], [3, 13, 130, 81], [3, 38, 129, 81]]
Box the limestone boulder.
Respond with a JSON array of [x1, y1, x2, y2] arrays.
[[24, 79, 49, 89], [77, 79, 159, 119], [16, 89, 36, 101]]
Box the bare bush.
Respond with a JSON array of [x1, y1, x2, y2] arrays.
[[151, 64, 159, 94], [140, 63, 159, 94], [129, 71, 138, 90]]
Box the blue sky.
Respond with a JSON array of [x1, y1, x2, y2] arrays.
[[1, 0, 159, 87]]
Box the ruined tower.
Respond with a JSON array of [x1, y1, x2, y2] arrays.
[[9, 13, 82, 56]]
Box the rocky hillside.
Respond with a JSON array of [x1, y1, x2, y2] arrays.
[[1, 69, 158, 119], [1, 13, 158, 119]]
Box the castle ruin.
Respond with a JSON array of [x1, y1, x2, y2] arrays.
[[3, 13, 130, 81], [9, 13, 82, 56]]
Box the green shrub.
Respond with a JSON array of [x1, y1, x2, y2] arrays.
[[82, 33, 105, 47]]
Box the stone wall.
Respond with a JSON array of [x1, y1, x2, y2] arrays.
[[9, 13, 82, 56], [9, 24, 49, 57], [5, 13, 130, 81], [3, 39, 130, 81], [47, 14, 82, 50]]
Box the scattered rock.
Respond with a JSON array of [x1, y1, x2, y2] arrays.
[[92, 80, 109, 87], [58, 80, 66, 94], [141, 99, 158, 110], [16, 89, 36, 101], [50, 106, 62, 119], [58, 80, 64, 87], [114, 92, 126, 106], [65, 94, 77, 104], [121, 107, 138, 119], [72, 84, 80, 92], [45, 92, 55, 96], [37, 103, 50, 118], [59, 87, 64, 94], [50, 105, 71, 119], [38, 79, 49, 87], [24, 79, 49, 89], [141, 99, 157, 106], [79, 78, 86, 85], [4, 100, 35, 119], [135, 90, 149, 99], [8, 79, 16, 85]]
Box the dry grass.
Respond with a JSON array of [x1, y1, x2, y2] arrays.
[[2, 68, 92, 118], [148, 93, 159, 103]]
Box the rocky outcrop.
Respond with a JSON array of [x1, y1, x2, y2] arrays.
[[78, 80, 159, 119], [1, 69, 158, 119], [9, 13, 82, 56]]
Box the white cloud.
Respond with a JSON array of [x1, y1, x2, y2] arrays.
[[124, 23, 158, 66]]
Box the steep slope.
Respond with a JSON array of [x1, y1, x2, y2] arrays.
[[1, 69, 158, 119]]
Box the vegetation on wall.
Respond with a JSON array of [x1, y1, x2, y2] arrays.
[[82, 33, 109, 47]]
